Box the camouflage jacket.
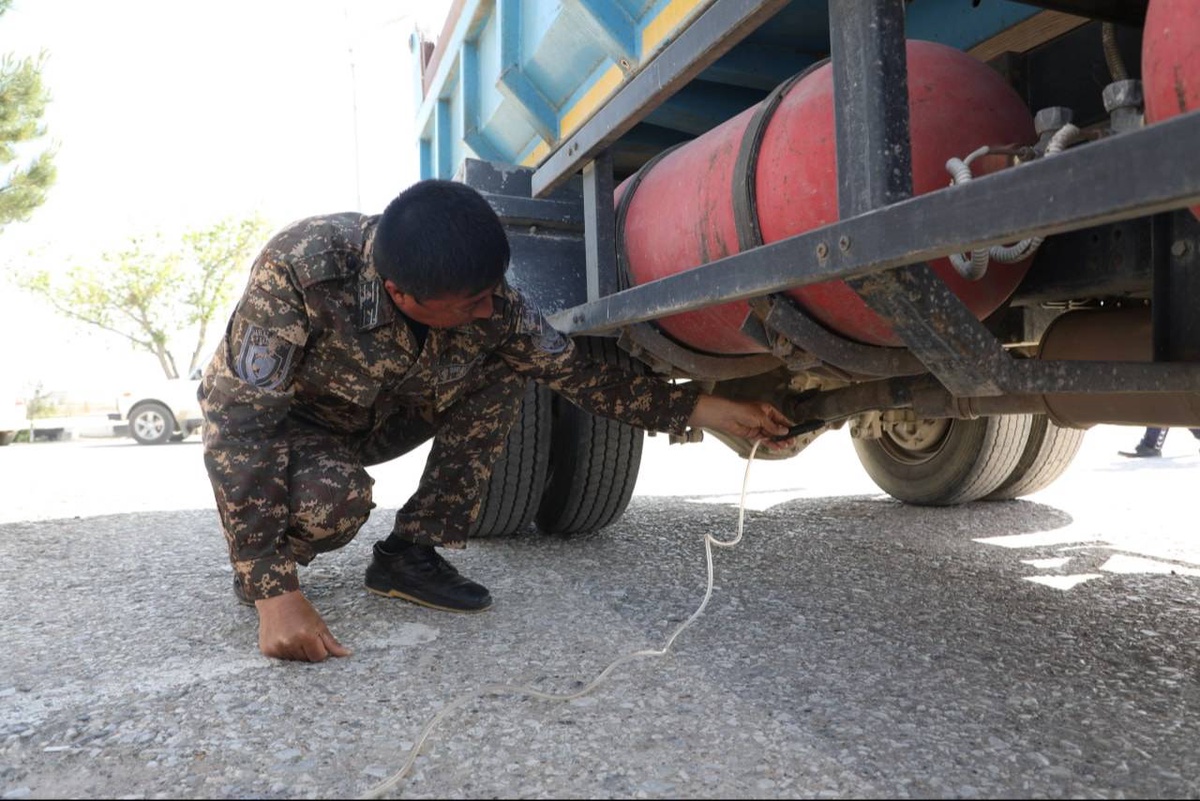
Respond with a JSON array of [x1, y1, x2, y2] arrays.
[[200, 213, 700, 588]]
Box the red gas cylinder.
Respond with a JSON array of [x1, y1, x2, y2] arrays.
[[1142, 0, 1200, 220], [618, 40, 1036, 353]]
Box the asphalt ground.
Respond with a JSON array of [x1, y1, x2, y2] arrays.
[[1, 424, 1198, 799]]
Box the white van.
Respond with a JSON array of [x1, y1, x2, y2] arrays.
[[116, 369, 204, 445]]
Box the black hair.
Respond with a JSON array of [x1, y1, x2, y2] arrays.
[[372, 179, 510, 301]]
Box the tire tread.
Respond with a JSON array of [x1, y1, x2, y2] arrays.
[[536, 338, 644, 535], [471, 382, 551, 537], [984, 416, 1085, 500], [853, 415, 1033, 506]]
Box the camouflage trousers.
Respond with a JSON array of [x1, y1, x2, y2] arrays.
[[215, 358, 526, 579]]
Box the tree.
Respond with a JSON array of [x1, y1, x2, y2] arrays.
[[18, 215, 271, 378], [0, 0, 57, 231], [182, 216, 271, 377]]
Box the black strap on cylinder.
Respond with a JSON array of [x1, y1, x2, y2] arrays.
[[731, 59, 828, 251], [613, 141, 787, 373], [729, 58, 922, 378]]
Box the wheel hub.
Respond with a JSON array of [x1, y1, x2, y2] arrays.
[[134, 412, 166, 440], [879, 418, 951, 464]]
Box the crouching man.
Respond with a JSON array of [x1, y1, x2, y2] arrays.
[[200, 180, 792, 662]]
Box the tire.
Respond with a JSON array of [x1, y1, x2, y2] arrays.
[[536, 337, 645, 536], [852, 414, 1032, 506], [470, 381, 552, 538], [129, 401, 176, 445], [0, 431, 15, 447], [984, 415, 1086, 500]]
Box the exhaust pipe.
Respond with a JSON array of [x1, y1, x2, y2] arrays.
[[1031, 306, 1200, 428]]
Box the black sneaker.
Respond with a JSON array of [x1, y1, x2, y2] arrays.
[[233, 576, 255, 607], [365, 541, 493, 613], [1118, 444, 1162, 458]]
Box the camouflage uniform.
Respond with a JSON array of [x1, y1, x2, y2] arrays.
[[200, 213, 700, 601]]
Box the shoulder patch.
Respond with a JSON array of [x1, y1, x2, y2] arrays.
[[235, 324, 297, 390]]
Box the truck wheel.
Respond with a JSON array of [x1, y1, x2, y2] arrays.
[[471, 381, 552, 537], [129, 402, 176, 446], [983, 415, 1085, 500], [536, 337, 645, 536], [852, 414, 1032, 506]]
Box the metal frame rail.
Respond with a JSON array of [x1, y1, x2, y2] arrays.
[[541, 0, 1200, 400]]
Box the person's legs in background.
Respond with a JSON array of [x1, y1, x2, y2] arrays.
[[1119, 426, 1168, 458]]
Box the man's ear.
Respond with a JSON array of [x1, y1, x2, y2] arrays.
[[383, 279, 410, 309]]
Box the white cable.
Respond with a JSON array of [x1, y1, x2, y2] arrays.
[[358, 440, 765, 800], [988, 123, 1082, 264], [945, 127, 1084, 274], [946, 148, 991, 280]]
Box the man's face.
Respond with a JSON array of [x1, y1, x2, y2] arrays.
[[384, 281, 496, 328]]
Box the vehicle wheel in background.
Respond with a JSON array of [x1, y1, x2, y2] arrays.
[[984, 415, 1086, 500], [536, 337, 645, 536], [470, 381, 552, 538], [129, 402, 176, 445], [0, 431, 15, 447], [852, 414, 1032, 505]]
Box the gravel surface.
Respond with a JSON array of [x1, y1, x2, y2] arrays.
[[1, 426, 1198, 799]]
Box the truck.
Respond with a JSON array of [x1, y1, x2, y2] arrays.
[[410, 0, 1200, 537]]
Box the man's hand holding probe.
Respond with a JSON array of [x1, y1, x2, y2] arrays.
[[686, 394, 794, 449]]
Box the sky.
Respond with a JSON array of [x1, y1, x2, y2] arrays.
[[0, 0, 454, 396]]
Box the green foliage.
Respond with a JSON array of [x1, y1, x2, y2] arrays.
[[25, 381, 60, 419], [182, 215, 270, 376], [0, 0, 57, 230], [16, 215, 272, 378]]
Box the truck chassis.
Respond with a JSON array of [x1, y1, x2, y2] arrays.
[[416, 0, 1200, 534]]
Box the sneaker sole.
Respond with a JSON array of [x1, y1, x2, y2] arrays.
[[365, 585, 493, 613]]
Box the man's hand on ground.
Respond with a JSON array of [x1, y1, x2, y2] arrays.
[[255, 590, 352, 662], [688, 395, 792, 445]]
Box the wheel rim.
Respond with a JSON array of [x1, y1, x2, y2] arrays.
[[134, 411, 166, 440], [878, 418, 952, 465]]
